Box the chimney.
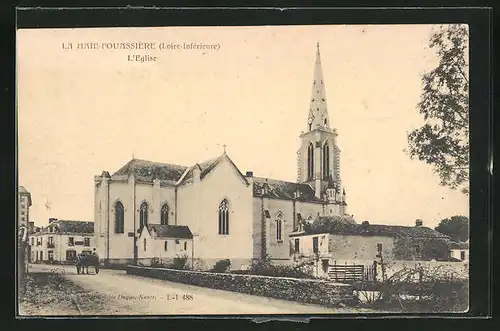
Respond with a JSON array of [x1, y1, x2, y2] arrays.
[[48, 218, 57, 223], [245, 171, 253, 177], [415, 219, 423, 227]]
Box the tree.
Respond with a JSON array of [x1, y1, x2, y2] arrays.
[[406, 25, 469, 194], [435, 215, 469, 242]]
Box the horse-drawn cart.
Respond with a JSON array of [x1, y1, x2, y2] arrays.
[[75, 252, 100, 275]]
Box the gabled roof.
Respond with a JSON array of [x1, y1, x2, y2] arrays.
[[19, 186, 32, 206], [145, 224, 193, 239], [113, 158, 188, 183], [253, 177, 323, 203], [39, 220, 94, 235], [178, 155, 221, 185], [178, 153, 249, 186], [291, 218, 450, 239]]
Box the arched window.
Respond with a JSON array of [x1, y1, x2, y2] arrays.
[[307, 143, 314, 180], [115, 201, 124, 234], [218, 199, 229, 235], [276, 212, 284, 242], [323, 142, 330, 179], [160, 203, 169, 225], [164, 241, 168, 251], [143, 238, 147, 251], [140, 202, 149, 228]]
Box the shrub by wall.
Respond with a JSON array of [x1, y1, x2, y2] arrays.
[[126, 265, 354, 307]]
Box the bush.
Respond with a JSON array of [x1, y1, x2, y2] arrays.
[[249, 255, 314, 279], [167, 255, 190, 270], [150, 257, 164, 268], [362, 265, 469, 312], [211, 259, 231, 273]]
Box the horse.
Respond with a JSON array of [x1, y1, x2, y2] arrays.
[[76, 253, 100, 275]]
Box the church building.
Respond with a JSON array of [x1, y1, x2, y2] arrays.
[[93, 44, 348, 270]]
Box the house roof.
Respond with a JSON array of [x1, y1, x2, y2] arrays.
[[113, 158, 188, 183], [39, 220, 94, 235], [146, 224, 193, 239], [253, 177, 323, 203], [450, 241, 469, 249], [19, 186, 32, 206], [291, 219, 449, 239]]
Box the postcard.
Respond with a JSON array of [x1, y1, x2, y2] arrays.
[[17, 24, 470, 316]]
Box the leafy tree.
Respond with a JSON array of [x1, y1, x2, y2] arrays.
[[435, 215, 469, 242], [406, 24, 469, 194]]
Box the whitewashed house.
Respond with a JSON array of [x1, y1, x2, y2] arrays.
[[450, 240, 469, 262], [30, 219, 95, 264], [137, 224, 193, 265]]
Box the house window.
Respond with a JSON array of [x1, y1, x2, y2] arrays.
[[294, 239, 300, 253], [276, 212, 283, 242], [164, 241, 168, 251], [140, 202, 149, 228], [66, 250, 77, 261], [84, 238, 90, 247], [30, 237, 34, 245], [68, 237, 74, 246], [48, 251, 54, 261], [48, 237, 54, 248], [218, 199, 229, 235], [313, 237, 319, 254], [184, 242, 187, 250], [143, 238, 147, 251], [161, 204, 169, 225], [460, 250, 466, 260], [115, 201, 125, 233], [307, 143, 314, 180]]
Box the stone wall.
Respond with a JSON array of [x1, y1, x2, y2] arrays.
[[126, 265, 354, 307]]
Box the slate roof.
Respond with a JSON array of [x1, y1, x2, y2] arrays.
[[146, 224, 193, 239], [252, 177, 323, 203], [291, 219, 449, 239], [19, 186, 32, 206], [450, 241, 469, 249], [39, 220, 94, 235], [179, 155, 222, 185], [178, 153, 249, 186], [113, 158, 188, 183], [19, 186, 30, 194]]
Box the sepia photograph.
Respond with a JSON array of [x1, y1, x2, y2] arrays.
[[16, 24, 470, 316]]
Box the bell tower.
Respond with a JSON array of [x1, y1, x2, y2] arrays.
[[297, 43, 344, 203]]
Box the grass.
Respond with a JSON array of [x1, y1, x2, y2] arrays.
[[18, 272, 127, 316]]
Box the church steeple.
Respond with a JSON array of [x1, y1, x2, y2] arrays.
[[298, 43, 343, 204], [306, 42, 330, 132]]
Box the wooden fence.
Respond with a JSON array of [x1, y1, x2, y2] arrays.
[[328, 261, 377, 283]]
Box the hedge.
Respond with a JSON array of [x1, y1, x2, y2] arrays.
[[126, 265, 354, 307]]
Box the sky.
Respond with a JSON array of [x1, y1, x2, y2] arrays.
[[17, 24, 469, 229]]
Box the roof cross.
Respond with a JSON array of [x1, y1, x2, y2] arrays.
[[223, 144, 227, 153]]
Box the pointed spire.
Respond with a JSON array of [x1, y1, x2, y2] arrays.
[[307, 42, 330, 131]]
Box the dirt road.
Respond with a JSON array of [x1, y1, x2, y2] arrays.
[[24, 264, 373, 316]]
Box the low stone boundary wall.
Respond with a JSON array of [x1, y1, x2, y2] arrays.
[[126, 265, 354, 307]]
